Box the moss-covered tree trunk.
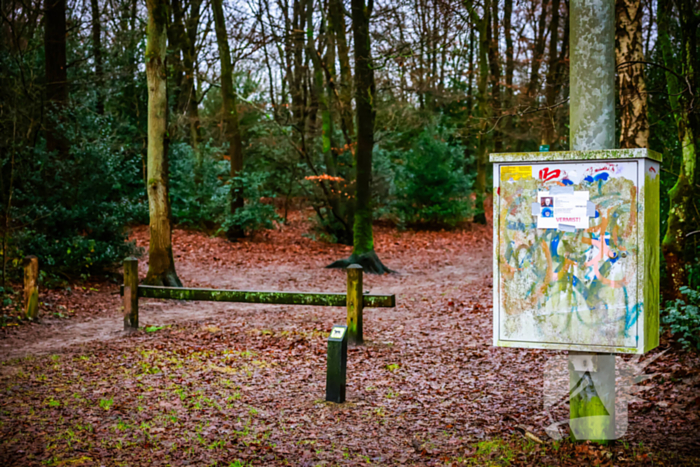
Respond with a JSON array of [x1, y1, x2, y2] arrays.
[[144, 0, 182, 287], [328, 0, 389, 274], [212, 0, 245, 239], [349, 0, 388, 273], [658, 1, 698, 300], [615, 0, 648, 149]]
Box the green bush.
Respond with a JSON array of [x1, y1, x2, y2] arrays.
[[4, 108, 143, 274], [663, 268, 700, 351], [170, 142, 280, 235], [391, 127, 472, 228], [221, 172, 282, 235], [170, 142, 230, 227]]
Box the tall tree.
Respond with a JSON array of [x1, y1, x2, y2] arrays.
[[615, 0, 648, 149], [44, 0, 69, 157], [527, 0, 549, 98], [542, 0, 561, 147], [502, 0, 515, 148], [212, 0, 245, 239], [144, 0, 182, 287], [329, 0, 354, 141], [350, 0, 392, 273], [90, 0, 103, 114], [329, 0, 390, 273], [182, 0, 202, 151], [466, 0, 492, 225], [488, 0, 501, 152], [308, 4, 353, 244], [658, 0, 698, 299]]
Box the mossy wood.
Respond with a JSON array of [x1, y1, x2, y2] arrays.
[[346, 265, 363, 344], [123, 257, 139, 330], [23, 256, 39, 320], [121, 285, 394, 308]]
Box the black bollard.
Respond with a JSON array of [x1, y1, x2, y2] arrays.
[[326, 325, 348, 403]]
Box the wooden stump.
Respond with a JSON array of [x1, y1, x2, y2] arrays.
[[346, 265, 363, 344], [23, 256, 39, 319], [123, 257, 139, 331]]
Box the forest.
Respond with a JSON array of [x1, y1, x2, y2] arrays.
[[0, 0, 699, 465]]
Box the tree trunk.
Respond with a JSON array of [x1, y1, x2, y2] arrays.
[[658, 1, 698, 300], [615, 0, 648, 149], [182, 0, 202, 152], [44, 0, 69, 157], [212, 0, 245, 239], [527, 0, 549, 98], [489, 0, 501, 152], [542, 0, 561, 147], [167, 0, 185, 113], [327, 0, 389, 274], [351, 0, 374, 256], [90, 0, 103, 114], [467, 0, 492, 224], [329, 0, 354, 142], [502, 0, 514, 149], [145, 0, 182, 287]]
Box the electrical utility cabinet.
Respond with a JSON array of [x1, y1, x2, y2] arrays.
[[490, 149, 661, 355]]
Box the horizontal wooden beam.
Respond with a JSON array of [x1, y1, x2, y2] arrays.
[[120, 285, 395, 308]]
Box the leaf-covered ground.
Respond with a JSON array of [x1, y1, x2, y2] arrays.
[[1, 210, 699, 466]]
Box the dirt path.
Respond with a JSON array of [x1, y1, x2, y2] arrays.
[[0, 213, 491, 360], [2, 213, 698, 466]]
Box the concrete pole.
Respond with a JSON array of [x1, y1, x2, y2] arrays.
[[570, 0, 616, 151], [569, 0, 616, 443]]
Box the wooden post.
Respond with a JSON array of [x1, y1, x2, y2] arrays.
[[23, 256, 39, 319], [123, 257, 139, 331], [346, 265, 363, 344], [326, 325, 348, 403]]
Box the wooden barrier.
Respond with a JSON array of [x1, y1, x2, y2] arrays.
[[121, 259, 395, 340]]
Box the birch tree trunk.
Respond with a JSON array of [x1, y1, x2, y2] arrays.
[[615, 0, 648, 149], [144, 0, 182, 287]]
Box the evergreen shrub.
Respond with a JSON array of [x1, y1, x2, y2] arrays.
[[663, 262, 700, 351], [391, 128, 473, 228], [5, 108, 143, 274]]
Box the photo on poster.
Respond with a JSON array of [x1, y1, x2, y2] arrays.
[[537, 192, 558, 229], [540, 197, 554, 218]]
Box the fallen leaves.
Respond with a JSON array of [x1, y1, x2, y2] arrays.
[[0, 209, 698, 465]]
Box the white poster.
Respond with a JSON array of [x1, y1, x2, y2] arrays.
[[554, 191, 589, 229], [537, 191, 589, 230]]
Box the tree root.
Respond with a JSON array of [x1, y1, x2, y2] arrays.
[[326, 250, 393, 274], [144, 270, 183, 287]]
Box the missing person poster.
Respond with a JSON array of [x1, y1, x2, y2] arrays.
[[537, 191, 590, 230]]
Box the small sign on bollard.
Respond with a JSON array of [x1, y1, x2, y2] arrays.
[[326, 325, 348, 403]]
